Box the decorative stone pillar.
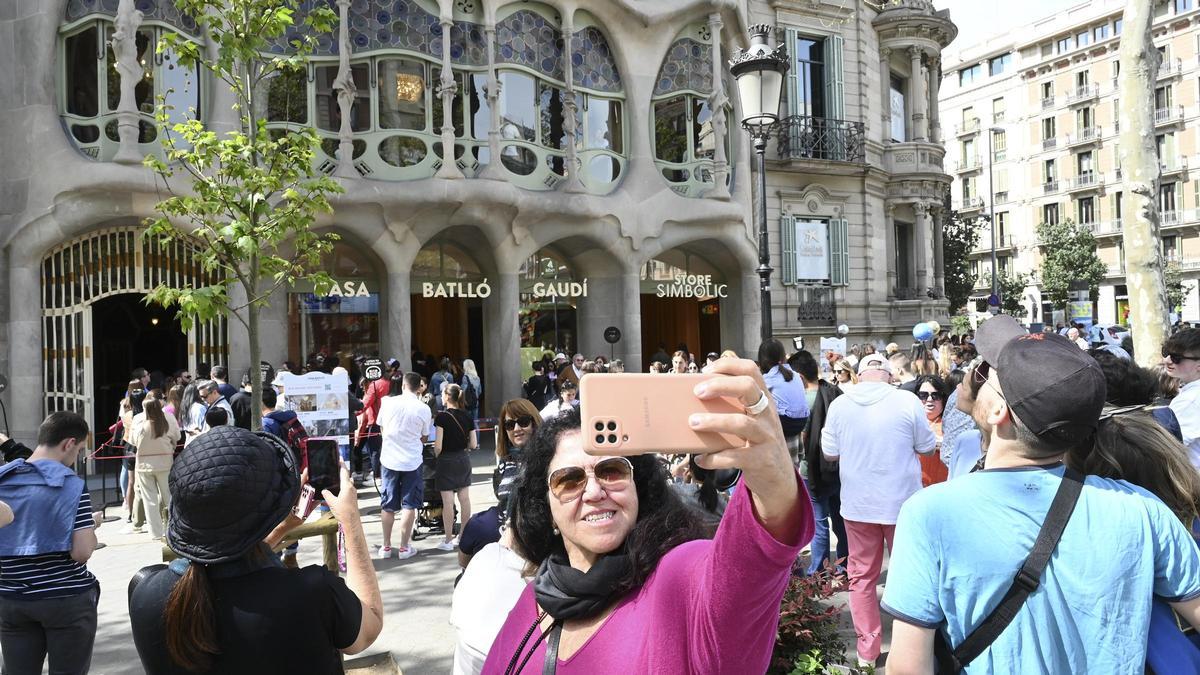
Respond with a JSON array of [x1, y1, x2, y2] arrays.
[[111, 0, 145, 164], [927, 55, 941, 143], [435, 14, 465, 179], [914, 201, 932, 293], [708, 12, 731, 200], [332, 0, 358, 179], [908, 46, 927, 142], [561, 10, 585, 193], [880, 47, 892, 141], [482, 273, 522, 415], [885, 203, 897, 297], [479, 11, 504, 181], [931, 205, 945, 295]]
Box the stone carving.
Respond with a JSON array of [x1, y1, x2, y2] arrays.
[[110, 0, 144, 165]]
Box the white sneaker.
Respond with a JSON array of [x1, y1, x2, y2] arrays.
[[120, 524, 144, 535], [373, 545, 394, 560], [395, 546, 417, 560], [435, 539, 455, 551]]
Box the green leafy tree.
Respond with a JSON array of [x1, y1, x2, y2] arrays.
[[997, 271, 1029, 316], [144, 0, 341, 431], [1035, 219, 1107, 310], [942, 210, 982, 313], [1165, 261, 1195, 314]]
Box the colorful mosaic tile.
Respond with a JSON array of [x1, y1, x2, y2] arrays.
[[571, 26, 620, 93], [653, 38, 712, 96], [66, 0, 198, 34], [495, 10, 563, 81]]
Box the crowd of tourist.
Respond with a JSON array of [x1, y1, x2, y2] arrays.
[[3, 317, 1200, 673]]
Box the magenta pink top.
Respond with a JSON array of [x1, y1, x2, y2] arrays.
[[481, 474, 813, 674]]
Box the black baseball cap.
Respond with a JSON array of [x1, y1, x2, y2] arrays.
[[975, 316, 1106, 438]]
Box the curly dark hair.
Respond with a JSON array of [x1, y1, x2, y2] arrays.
[[1089, 349, 1158, 406], [510, 408, 708, 594]]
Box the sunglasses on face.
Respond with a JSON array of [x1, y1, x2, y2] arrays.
[[548, 456, 634, 502], [503, 415, 534, 431], [971, 361, 992, 387], [916, 391, 943, 402], [1162, 350, 1200, 364]]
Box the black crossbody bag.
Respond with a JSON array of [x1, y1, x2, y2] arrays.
[[933, 467, 1084, 673]]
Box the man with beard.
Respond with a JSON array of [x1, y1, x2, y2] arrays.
[[883, 316, 1200, 674]]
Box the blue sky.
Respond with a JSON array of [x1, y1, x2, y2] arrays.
[[935, 0, 1082, 51]]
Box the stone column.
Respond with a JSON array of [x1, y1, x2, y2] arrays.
[[908, 46, 927, 142], [7, 261, 40, 445], [478, 12, 504, 181], [332, 0, 358, 179], [885, 203, 897, 297], [111, 0, 145, 164], [384, 271, 412, 371], [258, 287, 289, 369], [561, 11, 585, 193], [931, 205, 945, 295], [226, 285, 252, 379], [621, 269, 643, 369], [927, 55, 941, 144], [708, 12, 731, 200], [914, 201, 932, 293], [435, 14, 465, 179], [482, 273, 521, 416], [880, 47, 892, 141]]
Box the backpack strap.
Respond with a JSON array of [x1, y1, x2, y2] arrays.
[[935, 467, 1084, 672]]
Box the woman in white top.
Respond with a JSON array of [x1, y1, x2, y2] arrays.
[[130, 398, 181, 539]]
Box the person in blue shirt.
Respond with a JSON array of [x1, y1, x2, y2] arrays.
[[884, 316, 1200, 675], [757, 339, 810, 462]]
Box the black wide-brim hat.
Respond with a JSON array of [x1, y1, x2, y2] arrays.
[[167, 426, 300, 564]]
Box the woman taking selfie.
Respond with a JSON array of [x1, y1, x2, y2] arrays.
[[483, 358, 813, 674], [434, 384, 478, 552]]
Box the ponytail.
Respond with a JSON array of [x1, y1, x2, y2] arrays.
[[444, 383, 463, 407], [164, 563, 220, 671]]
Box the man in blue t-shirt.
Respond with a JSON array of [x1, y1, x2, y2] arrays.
[[883, 316, 1200, 674]]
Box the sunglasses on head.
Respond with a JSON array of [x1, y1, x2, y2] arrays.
[[548, 456, 634, 502], [916, 391, 943, 402], [503, 415, 534, 431], [1162, 350, 1200, 365], [971, 361, 992, 386]]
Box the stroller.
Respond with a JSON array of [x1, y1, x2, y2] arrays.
[[414, 443, 455, 538]]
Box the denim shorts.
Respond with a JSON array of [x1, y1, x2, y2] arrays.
[[379, 466, 423, 512]]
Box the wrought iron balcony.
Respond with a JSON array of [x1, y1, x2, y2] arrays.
[[1041, 96, 1056, 110], [1158, 57, 1183, 79], [1067, 84, 1099, 105], [1155, 105, 1184, 126], [777, 115, 866, 163], [1065, 172, 1103, 192], [795, 285, 836, 326], [1042, 137, 1058, 150], [1067, 126, 1101, 146], [956, 118, 981, 136]]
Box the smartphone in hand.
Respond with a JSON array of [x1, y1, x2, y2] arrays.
[[292, 484, 318, 520], [579, 373, 744, 456], [306, 439, 340, 496]]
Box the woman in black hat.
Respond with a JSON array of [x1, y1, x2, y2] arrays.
[[127, 426, 383, 674]]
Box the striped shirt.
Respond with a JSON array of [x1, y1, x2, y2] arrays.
[[0, 490, 97, 598]]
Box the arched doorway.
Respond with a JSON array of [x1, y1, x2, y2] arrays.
[[41, 226, 228, 435], [410, 238, 487, 378], [287, 239, 385, 367], [640, 247, 729, 369]]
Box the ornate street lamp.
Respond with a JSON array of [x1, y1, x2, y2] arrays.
[[730, 24, 789, 343]]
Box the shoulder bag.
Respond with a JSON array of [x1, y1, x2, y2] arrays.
[[933, 467, 1084, 673]]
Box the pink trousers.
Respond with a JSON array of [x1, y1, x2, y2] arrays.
[[843, 519, 896, 661]]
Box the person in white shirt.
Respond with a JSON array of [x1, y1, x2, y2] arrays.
[[1163, 328, 1200, 468], [1067, 326, 1089, 350], [821, 353, 937, 667], [539, 380, 579, 420], [450, 532, 529, 675], [375, 372, 432, 560]]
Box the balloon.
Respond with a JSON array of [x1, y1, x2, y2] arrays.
[[836, 324, 850, 337], [912, 322, 935, 341], [927, 320, 942, 335]]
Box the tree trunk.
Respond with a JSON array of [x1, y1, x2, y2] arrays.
[[247, 278, 263, 432], [1119, 0, 1170, 368]]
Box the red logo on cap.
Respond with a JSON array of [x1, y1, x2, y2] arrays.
[[1017, 334, 1045, 341]]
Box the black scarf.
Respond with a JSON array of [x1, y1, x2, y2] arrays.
[[533, 550, 632, 621]]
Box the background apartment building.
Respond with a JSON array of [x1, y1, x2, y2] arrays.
[[941, 0, 1200, 326]]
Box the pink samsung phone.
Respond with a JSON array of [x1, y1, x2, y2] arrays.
[[579, 373, 745, 455]]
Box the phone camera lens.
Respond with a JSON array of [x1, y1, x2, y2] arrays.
[[607, 434, 618, 444], [594, 421, 604, 431], [606, 421, 617, 431], [595, 434, 605, 444]]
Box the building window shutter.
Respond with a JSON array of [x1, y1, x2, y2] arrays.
[[785, 28, 800, 119], [824, 35, 845, 120], [781, 214, 796, 285], [830, 218, 849, 286]]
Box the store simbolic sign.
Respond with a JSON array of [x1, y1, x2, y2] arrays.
[[655, 273, 728, 299]]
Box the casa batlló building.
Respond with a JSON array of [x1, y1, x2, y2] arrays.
[[0, 0, 954, 444]]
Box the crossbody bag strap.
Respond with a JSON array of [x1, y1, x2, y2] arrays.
[[939, 467, 1084, 672]]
